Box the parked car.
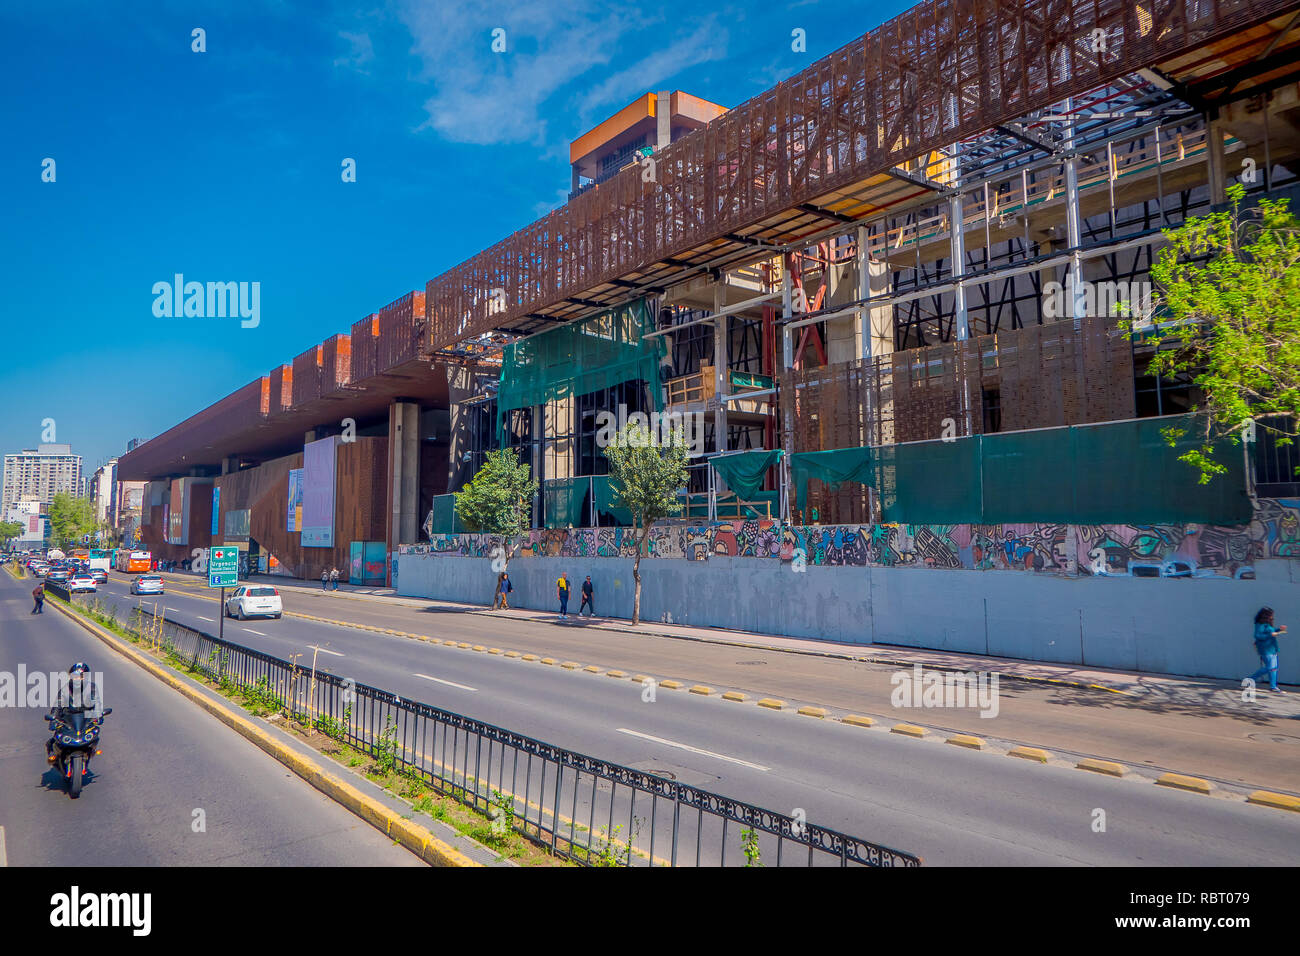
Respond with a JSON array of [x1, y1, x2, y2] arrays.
[[224, 585, 282, 620], [90, 569, 108, 584], [68, 574, 97, 593], [130, 574, 165, 595], [45, 568, 71, 584]]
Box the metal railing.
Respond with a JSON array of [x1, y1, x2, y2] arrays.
[[127, 606, 921, 867]]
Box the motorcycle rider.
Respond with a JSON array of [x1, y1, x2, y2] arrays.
[[45, 662, 103, 764]]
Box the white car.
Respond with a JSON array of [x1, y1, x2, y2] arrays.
[[131, 574, 165, 595], [225, 585, 283, 620], [68, 574, 97, 593]]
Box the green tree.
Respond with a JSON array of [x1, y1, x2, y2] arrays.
[[1122, 182, 1300, 482], [47, 492, 95, 549], [0, 520, 24, 549], [603, 421, 690, 625], [453, 449, 538, 600]]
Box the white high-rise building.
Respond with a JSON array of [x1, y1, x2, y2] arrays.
[[1, 444, 83, 516]]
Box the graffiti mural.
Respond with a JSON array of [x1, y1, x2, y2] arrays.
[[401, 499, 1300, 581]]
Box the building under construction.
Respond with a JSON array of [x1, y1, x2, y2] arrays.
[[120, 0, 1300, 585]]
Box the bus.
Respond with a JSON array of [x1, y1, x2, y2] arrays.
[[115, 550, 152, 573], [88, 549, 111, 572]]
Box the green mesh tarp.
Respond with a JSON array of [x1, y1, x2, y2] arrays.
[[496, 299, 666, 442], [805, 414, 1250, 526], [875, 439, 983, 524], [709, 449, 783, 501], [427, 494, 461, 534], [1067, 415, 1251, 524], [543, 478, 588, 529], [593, 475, 633, 526], [790, 446, 875, 513]]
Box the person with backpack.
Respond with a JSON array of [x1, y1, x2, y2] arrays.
[[321, 568, 329, 591], [494, 571, 513, 610], [1247, 606, 1288, 693], [330, 567, 340, 590], [556, 574, 570, 619], [31, 582, 44, 614]]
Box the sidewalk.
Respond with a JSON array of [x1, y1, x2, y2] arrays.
[[152, 568, 1291, 704]]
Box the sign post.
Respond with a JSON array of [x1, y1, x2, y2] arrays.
[[208, 546, 239, 643]]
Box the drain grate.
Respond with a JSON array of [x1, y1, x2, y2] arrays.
[[736, 660, 767, 666]]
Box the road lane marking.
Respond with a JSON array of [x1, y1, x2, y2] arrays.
[[242, 629, 267, 636], [0, 825, 7, 866], [615, 728, 770, 772], [309, 645, 344, 657], [414, 673, 476, 692], [196, 616, 214, 622]]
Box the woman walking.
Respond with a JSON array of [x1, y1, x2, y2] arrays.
[[1247, 606, 1287, 693]]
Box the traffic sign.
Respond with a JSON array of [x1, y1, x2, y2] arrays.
[[208, 546, 239, 588]]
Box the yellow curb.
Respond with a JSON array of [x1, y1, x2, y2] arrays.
[[757, 698, 785, 710], [560, 661, 581, 670], [472, 645, 486, 652], [659, 680, 684, 690], [689, 685, 714, 696], [505, 651, 522, 658], [721, 692, 746, 702], [1077, 758, 1126, 777], [606, 670, 628, 679], [47, 600, 478, 867], [891, 723, 927, 738], [487, 648, 502, 654], [1008, 746, 1050, 763], [540, 658, 557, 666], [1156, 772, 1212, 794], [841, 715, 875, 728], [631, 675, 653, 684], [583, 665, 601, 673], [1247, 790, 1300, 812], [521, 654, 539, 662], [417, 636, 429, 642], [946, 734, 985, 750], [457, 642, 471, 649], [797, 706, 827, 718]]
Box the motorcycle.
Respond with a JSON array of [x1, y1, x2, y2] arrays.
[[44, 707, 112, 798]]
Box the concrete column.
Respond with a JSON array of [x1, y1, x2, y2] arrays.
[[387, 401, 421, 554], [1205, 112, 1228, 207], [656, 90, 672, 149], [781, 259, 793, 370], [1063, 98, 1086, 325]]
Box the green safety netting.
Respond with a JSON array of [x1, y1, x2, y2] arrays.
[[875, 437, 983, 524], [543, 477, 589, 529], [790, 446, 874, 513], [426, 494, 462, 535], [709, 449, 783, 502], [496, 299, 666, 443], [593, 474, 633, 526], [794, 414, 1251, 526]]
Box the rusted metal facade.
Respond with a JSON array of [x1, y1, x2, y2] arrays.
[[427, 0, 1295, 351]]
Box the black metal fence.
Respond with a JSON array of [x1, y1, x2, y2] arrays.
[[127, 606, 921, 867]]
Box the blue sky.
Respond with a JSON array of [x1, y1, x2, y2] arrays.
[[0, 0, 911, 475]]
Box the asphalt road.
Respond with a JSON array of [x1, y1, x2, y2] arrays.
[[88, 570, 1300, 866], [0, 572, 422, 866]]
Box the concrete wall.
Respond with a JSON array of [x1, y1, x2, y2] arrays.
[[395, 552, 1300, 684]]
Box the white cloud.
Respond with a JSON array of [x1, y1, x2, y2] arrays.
[[335, 30, 376, 73], [396, 0, 730, 147]]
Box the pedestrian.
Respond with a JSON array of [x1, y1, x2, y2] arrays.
[[579, 575, 594, 617], [556, 573, 570, 619], [321, 568, 329, 591], [494, 571, 513, 610], [31, 582, 44, 614], [330, 567, 339, 590], [1247, 606, 1288, 693]]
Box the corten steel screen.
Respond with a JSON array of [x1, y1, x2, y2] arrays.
[[427, 0, 1294, 351], [301, 436, 337, 548]]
